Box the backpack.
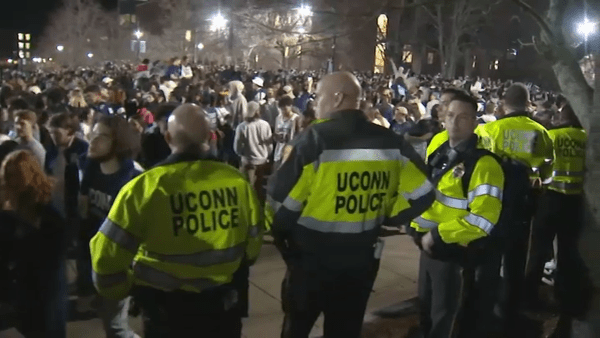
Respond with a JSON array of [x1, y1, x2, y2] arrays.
[[460, 148, 532, 251]]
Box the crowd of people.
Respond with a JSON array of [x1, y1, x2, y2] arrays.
[[0, 56, 590, 338]]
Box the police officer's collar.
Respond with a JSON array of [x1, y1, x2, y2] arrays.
[[329, 109, 367, 121], [451, 134, 479, 154], [548, 123, 583, 130], [155, 151, 218, 167], [498, 111, 529, 120]]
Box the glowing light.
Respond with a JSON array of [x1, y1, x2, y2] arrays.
[[134, 30, 143, 39], [578, 18, 597, 39], [56, 45, 64, 52], [298, 27, 306, 34], [197, 43, 204, 50], [210, 13, 228, 32], [87, 52, 94, 58], [297, 5, 312, 17]]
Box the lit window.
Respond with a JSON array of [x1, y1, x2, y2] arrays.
[[185, 30, 192, 42], [25, 43, 30, 50], [19, 51, 24, 58], [427, 52, 434, 65], [403, 50, 413, 63], [25, 34, 31, 41], [374, 14, 388, 73], [26, 52, 31, 58], [494, 60, 499, 70], [18, 33, 23, 41], [18, 42, 24, 49]]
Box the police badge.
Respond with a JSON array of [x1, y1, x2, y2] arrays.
[[453, 163, 466, 178]]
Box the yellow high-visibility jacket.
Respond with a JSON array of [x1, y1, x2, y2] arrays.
[[90, 153, 263, 300]]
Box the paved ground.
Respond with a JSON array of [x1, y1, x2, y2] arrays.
[[63, 230, 421, 338], [0, 230, 585, 338]]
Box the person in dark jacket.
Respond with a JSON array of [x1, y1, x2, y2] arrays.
[[45, 112, 89, 302], [79, 115, 142, 337], [0, 150, 67, 337], [139, 103, 174, 168]]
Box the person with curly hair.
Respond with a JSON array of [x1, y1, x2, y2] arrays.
[[77, 115, 142, 337], [0, 150, 67, 337]]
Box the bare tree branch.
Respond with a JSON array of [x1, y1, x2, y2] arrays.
[[510, 0, 555, 40]]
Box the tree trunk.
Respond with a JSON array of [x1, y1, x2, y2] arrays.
[[577, 51, 600, 338], [445, 43, 459, 79]]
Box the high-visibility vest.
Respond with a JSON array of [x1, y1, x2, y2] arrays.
[[547, 125, 587, 194], [266, 109, 434, 260], [479, 112, 554, 179], [412, 141, 505, 246], [90, 153, 263, 300]]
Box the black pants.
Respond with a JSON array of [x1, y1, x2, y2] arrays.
[[281, 257, 379, 338], [524, 191, 586, 316], [454, 247, 503, 338], [133, 286, 242, 338], [497, 190, 538, 328], [418, 252, 462, 338]]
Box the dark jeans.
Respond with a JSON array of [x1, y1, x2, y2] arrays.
[[15, 260, 67, 338], [133, 286, 242, 338], [281, 256, 378, 338], [524, 191, 587, 316], [240, 162, 271, 205], [418, 252, 462, 338]]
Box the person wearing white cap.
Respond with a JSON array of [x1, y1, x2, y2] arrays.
[[252, 77, 267, 105]]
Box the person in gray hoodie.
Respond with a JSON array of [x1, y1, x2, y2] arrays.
[[234, 101, 272, 203], [229, 80, 248, 128]]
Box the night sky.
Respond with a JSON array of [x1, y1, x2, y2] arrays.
[[0, 0, 118, 35]]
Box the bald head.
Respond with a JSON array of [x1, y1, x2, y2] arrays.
[[166, 104, 210, 154], [315, 72, 362, 119]]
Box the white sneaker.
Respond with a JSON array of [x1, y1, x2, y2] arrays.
[[544, 259, 556, 271]]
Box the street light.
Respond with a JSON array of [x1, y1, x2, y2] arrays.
[[134, 30, 143, 39], [87, 52, 94, 59], [197, 43, 205, 50], [297, 4, 312, 17], [210, 13, 228, 32], [578, 18, 597, 39], [56, 45, 64, 52]]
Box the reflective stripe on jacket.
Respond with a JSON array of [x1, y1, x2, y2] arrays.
[[266, 110, 435, 261], [412, 151, 505, 246], [90, 153, 263, 300]]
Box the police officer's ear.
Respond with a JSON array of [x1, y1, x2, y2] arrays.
[[164, 130, 173, 147], [333, 92, 344, 108]]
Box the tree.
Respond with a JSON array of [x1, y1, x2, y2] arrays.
[[39, 0, 115, 64], [512, 0, 600, 335], [229, 3, 328, 68], [419, 0, 499, 78]]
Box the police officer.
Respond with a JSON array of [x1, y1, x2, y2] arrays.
[[413, 93, 505, 338], [267, 72, 435, 338], [89, 104, 263, 338], [524, 104, 590, 336], [479, 83, 554, 332]]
